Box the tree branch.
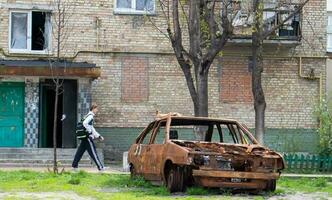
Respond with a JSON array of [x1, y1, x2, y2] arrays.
[[179, 0, 189, 29], [188, 0, 201, 63], [167, 0, 198, 105], [203, 0, 217, 46], [202, 0, 232, 73]]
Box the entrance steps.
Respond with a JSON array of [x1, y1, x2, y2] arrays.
[[0, 148, 104, 168]]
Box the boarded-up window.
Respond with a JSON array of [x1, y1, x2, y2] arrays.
[[220, 58, 253, 103], [121, 56, 148, 103]]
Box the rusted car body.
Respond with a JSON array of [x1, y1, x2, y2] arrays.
[[128, 113, 285, 192]]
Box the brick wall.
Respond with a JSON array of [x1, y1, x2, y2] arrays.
[[75, 53, 323, 130], [0, 0, 326, 56], [0, 0, 171, 56]]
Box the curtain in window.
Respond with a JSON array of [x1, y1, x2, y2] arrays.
[[136, 0, 154, 11], [117, 0, 131, 8], [11, 12, 28, 49], [43, 13, 51, 50]]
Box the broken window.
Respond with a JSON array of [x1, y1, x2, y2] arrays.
[[115, 0, 155, 14], [10, 10, 51, 53]]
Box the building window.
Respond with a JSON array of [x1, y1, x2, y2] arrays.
[[327, 13, 332, 52], [114, 0, 155, 15], [9, 10, 51, 54], [220, 58, 253, 104]]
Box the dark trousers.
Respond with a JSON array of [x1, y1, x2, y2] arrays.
[[72, 137, 103, 170]]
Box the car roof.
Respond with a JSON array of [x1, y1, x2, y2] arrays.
[[153, 115, 239, 124]]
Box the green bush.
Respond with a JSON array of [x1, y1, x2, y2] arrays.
[[315, 99, 332, 156]]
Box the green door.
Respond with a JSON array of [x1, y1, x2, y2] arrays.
[[0, 82, 24, 147]]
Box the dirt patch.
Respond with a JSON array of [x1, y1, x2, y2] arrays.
[[0, 191, 94, 200], [267, 192, 331, 200]]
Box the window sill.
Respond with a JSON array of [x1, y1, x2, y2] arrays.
[[9, 50, 52, 55], [113, 9, 156, 16]]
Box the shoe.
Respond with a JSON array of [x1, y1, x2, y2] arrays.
[[98, 166, 109, 173]]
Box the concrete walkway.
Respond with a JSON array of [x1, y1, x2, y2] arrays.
[[0, 164, 129, 174]]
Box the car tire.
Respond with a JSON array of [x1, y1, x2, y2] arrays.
[[166, 166, 184, 193], [265, 179, 276, 192]]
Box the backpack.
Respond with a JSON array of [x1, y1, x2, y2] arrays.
[[76, 114, 92, 139]]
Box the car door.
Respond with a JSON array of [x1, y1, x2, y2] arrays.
[[132, 122, 157, 179], [144, 121, 166, 181]]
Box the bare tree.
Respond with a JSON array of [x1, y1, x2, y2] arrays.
[[155, 0, 238, 139], [153, 0, 311, 142], [251, 0, 309, 144], [46, 0, 78, 173]]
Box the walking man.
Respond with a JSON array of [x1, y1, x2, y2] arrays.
[[72, 103, 105, 171]]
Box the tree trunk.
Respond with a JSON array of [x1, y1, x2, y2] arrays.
[[53, 83, 59, 174], [252, 40, 266, 144], [252, 0, 266, 144], [252, 43, 266, 144], [193, 67, 209, 140], [195, 71, 208, 117]]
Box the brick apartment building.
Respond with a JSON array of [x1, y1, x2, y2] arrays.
[[0, 0, 328, 162]]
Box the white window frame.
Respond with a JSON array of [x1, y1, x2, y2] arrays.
[[8, 10, 52, 54], [114, 0, 156, 15], [328, 13, 332, 52]]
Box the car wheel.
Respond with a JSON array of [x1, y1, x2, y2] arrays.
[[166, 166, 184, 193], [265, 179, 276, 192]]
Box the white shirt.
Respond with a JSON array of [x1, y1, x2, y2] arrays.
[[83, 111, 101, 139]]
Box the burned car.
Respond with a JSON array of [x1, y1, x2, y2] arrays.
[[128, 113, 285, 192]]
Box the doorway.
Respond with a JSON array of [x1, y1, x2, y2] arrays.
[[39, 79, 77, 148]]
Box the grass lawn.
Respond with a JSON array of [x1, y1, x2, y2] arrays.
[[0, 170, 331, 200]]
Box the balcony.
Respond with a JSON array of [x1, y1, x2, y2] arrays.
[[228, 2, 302, 48]]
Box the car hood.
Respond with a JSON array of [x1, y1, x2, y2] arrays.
[[172, 140, 285, 171], [172, 140, 282, 159]]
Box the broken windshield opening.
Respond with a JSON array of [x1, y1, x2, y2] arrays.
[[155, 119, 255, 144]]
